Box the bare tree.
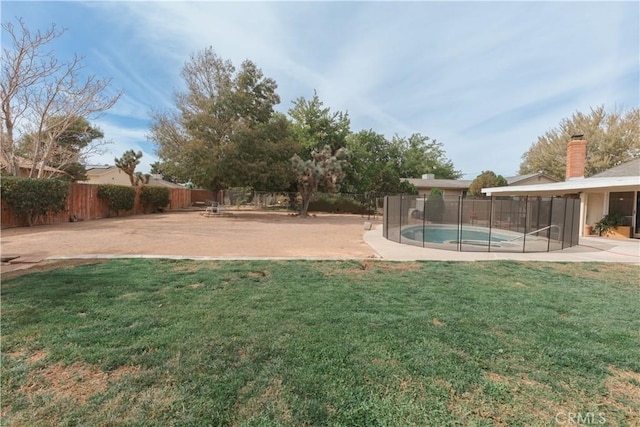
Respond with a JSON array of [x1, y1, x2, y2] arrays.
[[1, 17, 121, 178]]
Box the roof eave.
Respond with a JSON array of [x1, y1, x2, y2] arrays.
[[483, 177, 640, 196]]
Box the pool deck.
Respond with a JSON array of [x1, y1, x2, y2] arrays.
[[1, 213, 638, 268], [364, 225, 640, 263]]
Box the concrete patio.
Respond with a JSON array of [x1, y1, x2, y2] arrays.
[[364, 225, 640, 263]]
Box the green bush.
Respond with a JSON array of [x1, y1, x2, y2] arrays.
[[140, 185, 170, 212], [593, 212, 625, 236], [308, 194, 370, 214], [425, 188, 445, 223], [97, 184, 136, 215], [0, 177, 70, 226]]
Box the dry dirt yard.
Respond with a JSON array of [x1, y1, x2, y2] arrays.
[[1, 211, 381, 274]]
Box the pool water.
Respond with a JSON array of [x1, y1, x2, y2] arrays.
[[401, 226, 509, 244]]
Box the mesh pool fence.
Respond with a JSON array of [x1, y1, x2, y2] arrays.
[[384, 195, 580, 253]]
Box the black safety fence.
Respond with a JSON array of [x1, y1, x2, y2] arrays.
[[384, 195, 580, 253]]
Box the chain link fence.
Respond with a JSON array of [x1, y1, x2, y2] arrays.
[[214, 190, 385, 219]]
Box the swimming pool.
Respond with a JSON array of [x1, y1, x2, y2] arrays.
[[400, 224, 516, 247], [384, 195, 580, 252]]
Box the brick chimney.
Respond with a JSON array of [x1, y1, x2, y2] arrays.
[[566, 135, 587, 180]]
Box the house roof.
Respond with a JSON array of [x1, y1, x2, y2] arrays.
[[482, 176, 640, 196], [405, 172, 560, 190], [404, 178, 472, 189], [85, 166, 184, 188], [1, 156, 68, 175], [85, 165, 118, 175], [483, 158, 640, 196], [148, 176, 184, 188], [591, 158, 640, 178], [85, 164, 113, 170], [504, 172, 559, 185]]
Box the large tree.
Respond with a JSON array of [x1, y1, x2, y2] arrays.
[[288, 91, 350, 155], [148, 47, 295, 191], [221, 113, 298, 191], [396, 133, 462, 180], [468, 171, 508, 196], [342, 131, 459, 195], [520, 106, 640, 180], [287, 92, 351, 208], [343, 129, 415, 195], [1, 18, 120, 178]]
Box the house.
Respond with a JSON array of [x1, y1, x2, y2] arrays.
[[83, 165, 131, 185], [403, 175, 472, 197], [482, 137, 640, 238], [0, 155, 68, 178], [404, 172, 559, 197], [505, 173, 559, 186], [82, 165, 184, 188]]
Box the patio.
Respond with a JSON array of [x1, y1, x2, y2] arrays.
[[1, 211, 638, 276]]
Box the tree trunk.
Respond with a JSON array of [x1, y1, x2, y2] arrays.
[[1, 115, 20, 176], [298, 182, 316, 217], [300, 193, 311, 217]]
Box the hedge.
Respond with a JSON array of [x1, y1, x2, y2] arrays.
[[97, 184, 136, 216], [0, 177, 70, 226], [140, 185, 170, 212], [307, 194, 371, 214]]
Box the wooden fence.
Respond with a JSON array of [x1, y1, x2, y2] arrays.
[[1, 183, 215, 229]]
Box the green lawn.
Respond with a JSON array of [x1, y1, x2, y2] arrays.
[[1, 260, 639, 426]]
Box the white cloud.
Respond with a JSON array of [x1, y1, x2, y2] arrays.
[[3, 0, 637, 179]]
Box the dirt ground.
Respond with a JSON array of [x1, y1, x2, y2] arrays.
[[0, 210, 382, 276]]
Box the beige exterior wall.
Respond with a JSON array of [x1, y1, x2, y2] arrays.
[[585, 192, 605, 226], [84, 168, 131, 186], [441, 189, 465, 197], [417, 188, 466, 197]]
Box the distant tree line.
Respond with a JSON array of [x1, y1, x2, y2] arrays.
[[147, 48, 462, 214]]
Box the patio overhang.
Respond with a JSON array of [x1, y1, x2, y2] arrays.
[[482, 176, 640, 197]]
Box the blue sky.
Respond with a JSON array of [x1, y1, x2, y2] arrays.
[[2, 1, 638, 178]]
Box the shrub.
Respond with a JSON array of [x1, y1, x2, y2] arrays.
[[140, 185, 170, 212], [425, 188, 445, 223], [308, 193, 370, 214], [593, 212, 625, 236], [0, 177, 70, 226], [97, 184, 136, 216]]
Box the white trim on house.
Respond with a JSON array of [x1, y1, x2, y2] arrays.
[[482, 176, 640, 196]]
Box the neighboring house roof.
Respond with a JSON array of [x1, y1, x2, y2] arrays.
[[148, 175, 184, 188], [590, 158, 640, 178], [85, 165, 118, 176], [404, 178, 473, 189], [405, 172, 559, 191], [84, 165, 183, 188], [0, 156, 68, 175], [504, 173, 560, 185]]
